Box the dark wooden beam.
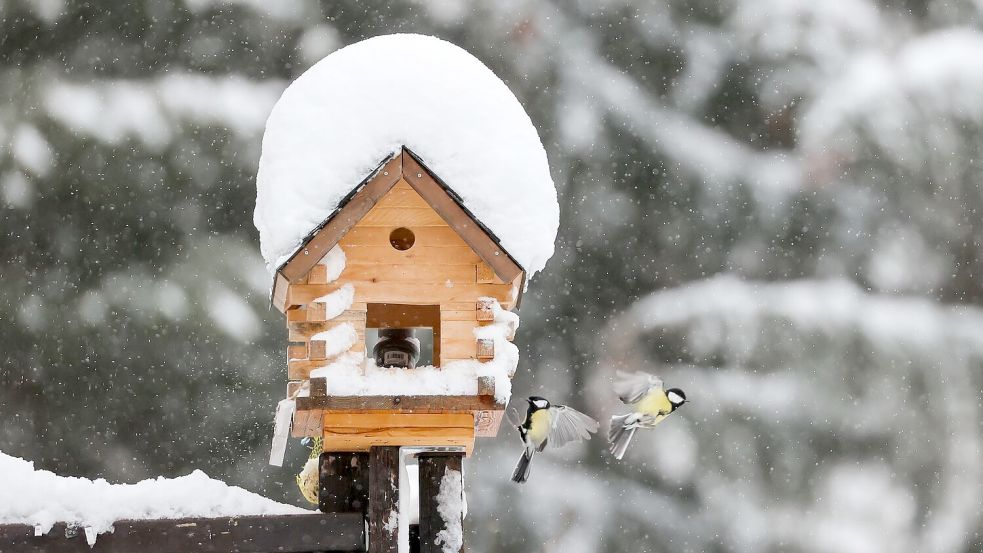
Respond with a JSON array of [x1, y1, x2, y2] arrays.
[[368, 447, 400, 553], [320, 452, 370, 515], [295, 395, 503, 413], [0, 513, 364, 553], [417, 453, 464, 553]]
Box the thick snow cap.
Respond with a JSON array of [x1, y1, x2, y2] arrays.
[[255, 34, 558, 278]]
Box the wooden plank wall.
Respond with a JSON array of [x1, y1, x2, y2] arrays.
[[283, 179, 519, 448], [285, 179, 519, 373]]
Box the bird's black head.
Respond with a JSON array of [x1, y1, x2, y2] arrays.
[[527, 396, 551, 411], [666, 388, 687, 410]]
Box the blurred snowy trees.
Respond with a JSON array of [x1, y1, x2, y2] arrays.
[[2, 1, 982, 552]]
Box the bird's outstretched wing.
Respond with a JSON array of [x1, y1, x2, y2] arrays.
[[506, 406, 522, 427], [548, 405, 599, 448], [613, 370, 663, 404]]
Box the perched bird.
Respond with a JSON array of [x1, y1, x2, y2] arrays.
[[511, 396, 599, 483], [608, 371, 687, 460], [296, 437, 322, 505]]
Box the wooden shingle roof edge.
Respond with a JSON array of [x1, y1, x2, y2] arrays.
[[269, 146, 527, 312]]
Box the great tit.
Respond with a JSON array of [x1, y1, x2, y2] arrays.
[[296, 437, 321, 505], [608, 371, 687, 460], [511, 396, 599, 483]]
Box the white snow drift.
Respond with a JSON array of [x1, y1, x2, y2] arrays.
[[0, 452, 310, 546]]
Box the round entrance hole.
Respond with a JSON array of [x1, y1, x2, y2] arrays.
[[389, 227, 415, 250]]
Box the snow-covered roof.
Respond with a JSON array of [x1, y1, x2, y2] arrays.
[[254, 34, 558, 278]]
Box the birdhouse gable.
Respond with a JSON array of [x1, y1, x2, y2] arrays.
[[272, 148, 525, 312]]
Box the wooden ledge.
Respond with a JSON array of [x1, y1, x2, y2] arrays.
[[295, 394, 503, 413], [0, 513, 364, 553]]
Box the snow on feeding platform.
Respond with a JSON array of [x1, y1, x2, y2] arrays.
[[254, 33, 558, 277], [0, 451, 311, 546], [308, 297, 518, 404]]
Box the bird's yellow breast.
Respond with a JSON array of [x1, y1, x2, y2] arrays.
[[636, 389, 672, 416], [529, 409, 551, 445]]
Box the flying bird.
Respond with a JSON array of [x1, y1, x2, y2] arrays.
[[608, 371, 687, 460], [511, 396, 599, 483]]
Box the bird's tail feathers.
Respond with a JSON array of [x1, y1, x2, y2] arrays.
[[511, 449, 534, 483], [608, 414, 637, 460]]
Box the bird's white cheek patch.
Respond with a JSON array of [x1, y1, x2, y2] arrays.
[[667, 391, 683, 404]]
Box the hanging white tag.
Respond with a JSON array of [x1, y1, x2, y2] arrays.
[[268, 399, 296, 467]]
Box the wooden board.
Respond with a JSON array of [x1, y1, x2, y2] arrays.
[[288, 358, 328, 380], [340, 245, 483, 266], [307, 264, 329, 284], [440, 310, 477, 322], [323, 428, 474, 456], [476, 263, 497, 284], [301, 409, 502, 438], [365, 303, 439, 329], [291, 408, 324, 438], [440, 320, 484, 338], [477, 297, 496, 321], [340, 226, 471, 248], [300, 307, 367, 324], [286, 307, 308, 323], [296, 395, 502, 413], [358, 207, 447, 227], [373, 183, 431, 208], [288, 282, 513, 308], [323, 412, 473, 429], [272, 273, 291, 313], [474, 409, 505, 437], [341, 264, 477, 284], [319, 452, 369, 515], [368, 447, 400, 553], [310, 340, 366, 361], [310, 377, 328, 397], [289, 321, 367, 342], [0, 514, 364, 553], [287, 343, 308, 360], [477, 339, 494, 360], [439, 340, 477, 360]]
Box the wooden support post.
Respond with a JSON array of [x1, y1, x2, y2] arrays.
[[319, 452, 369, 515], [418, 453, 464, 553], [368, 446, 400, 553]]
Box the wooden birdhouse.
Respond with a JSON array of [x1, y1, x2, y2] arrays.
[[271, 148, 524, 456]]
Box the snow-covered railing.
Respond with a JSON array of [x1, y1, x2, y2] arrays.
[[0, 513, 364, 552]]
